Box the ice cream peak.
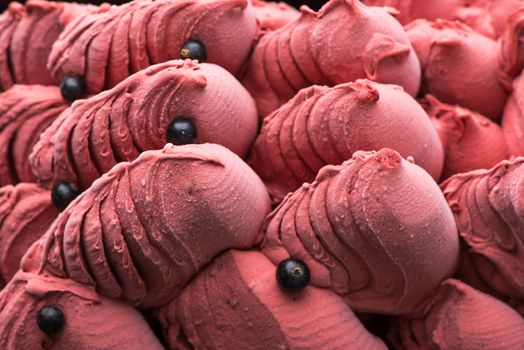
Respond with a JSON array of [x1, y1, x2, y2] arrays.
[[441, 157, 524, 299], [421, 94, 508, 179], [156, 250, 387, 350], [47, 0, 258, 94], [0, 85, 68, 186], [261, 148, 459, 315], [242, 0, 421, 117], [30, 60, 258, 191], [23, 143, 271, 308], [248, 80, 444, 202]]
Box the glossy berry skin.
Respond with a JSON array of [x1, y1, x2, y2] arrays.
[[276, 258, 310, 291], [51, 182, 80, 211], [60, 76, 85, 102], [166, 118, 197, 145], [179, 40, 207, 61], [37, 305, 65, 336]]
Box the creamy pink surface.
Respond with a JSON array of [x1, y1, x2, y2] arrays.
[[251, 0, 300, 31], [0, 183, 58, 284], [242, 0, 421, 117], [422, 95, 508, 180], [441, 157, 524, 298], [262, 148, 459, 315], [23, 143, 271, 308], [406, 19, 509, 120], [498, 7, 524, 88], [48, 0, 257, 94], [366, 0, 524, 39], [0, 85, 68, 186], [502, 72, 524, 156], [0, 0, 92, 91], [248, 80, 444, 203], [156, 250, 386, 350], [30, 60, 259, 191], [0, 272, 163, 349], [387, 279, 524, 349]]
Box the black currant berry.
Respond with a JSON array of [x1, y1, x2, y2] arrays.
[[51, 182, 80, 211], [166, 118, 197, 145], [276, 258, 310, 291], [37, 305, 65, 336], [60, 76, 85, 102], [179, 40, 207, 61]]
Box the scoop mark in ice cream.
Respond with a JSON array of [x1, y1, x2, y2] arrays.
[[276, 258, 310, 291], [51, 182, 80, 211], [60, 76, 86, 102], [180, 40, 207, 62], [166, 118, 197, 145], [37, 305, 65, 337]]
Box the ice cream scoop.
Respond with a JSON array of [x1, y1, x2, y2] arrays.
[[0, 183, 58, 284], [48, 0, 257, 94], [155, 249, 387, 350], [387, 279, 524, 350], [0, 0, 92, 91], [441, 157, 524, 299], [251, 0, 300, 31], [502, 60, 524, 157], [421, 95, 508, 180], [366, 0, 524, 39], [406, 19, 509, 120], [23, 143, 271, 308], [248, 80, 444, 203], [0, 85, 68, 186], [30, 60, 258, 191], [261, 148, 459, 315], [0, 271, 164, 349], [242, 0, 421, 117]]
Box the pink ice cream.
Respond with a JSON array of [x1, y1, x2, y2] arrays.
[[0, 183, 58, 284], [262, 148, 459, 315], [406, 19, 509, 120], [156, 250, 387, 350], [23, 143, 271, 308], [0, 272, 163, 349], [251, 0, 300, 31], [0, 0, 92, 91], [387, 279, 524, 349], [441, 157, 524, 299], [421, 95, 508, 180], [30, 60, 259, 191], [0, 85, 68, 186], [48, 0, 257, 94], [502, 68, 524, 156], [366, 0, 524, 39], [248, 80, 444, 203], [242, 0, 421, 117]]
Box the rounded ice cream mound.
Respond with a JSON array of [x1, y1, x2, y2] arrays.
[[47, 0, 257, 94], [387, 279, 524, 350], [502, 69, 524, 156], [0, 183, 58, 285], [23, 143, 271, 308], [0, 85, 68, 186], [261, 148, 459, 315], [0, 0, 93, 91], [498, 7, 524, 86], [406, 19, 509, 120], [0, 272, 164, 349], [30, 60, 259, 191], [365, 0, 524, 39], [441, 157, 524, 299], [155, 250, 387, 350], [422, 95, 508, 180], [248, 80, 444, 203], [251, 0, 300, 32], [242, 0, 421, 117]]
